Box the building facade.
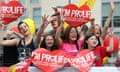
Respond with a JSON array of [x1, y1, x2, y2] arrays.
[[102, 0, 120, 37]]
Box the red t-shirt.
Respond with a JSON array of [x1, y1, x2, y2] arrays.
[[93, 46, 110, 66]]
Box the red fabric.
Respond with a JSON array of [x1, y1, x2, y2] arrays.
[[16, 57, 33, 72], [93, 46, 109, 66], [0, 1, 24, 25], [62, 4, 91, 27], [103, 35, 119, 54], [0, 67, 9, 72]]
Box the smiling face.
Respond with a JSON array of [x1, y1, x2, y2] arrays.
[[69, 28, 77, 42], [86, 35, 98, 50], [18, 22, 30, 36], [94, 25, 101, 37], [45, 35, 54, 48], [64, 26, 79, 44]]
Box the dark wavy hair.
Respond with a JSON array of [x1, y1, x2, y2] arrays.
[[17, 21, 28, 32], [64, 25, 79, 50], [40, 34, 58, 51], [83, 33, 97, 49], [81, 25, 88, 35]]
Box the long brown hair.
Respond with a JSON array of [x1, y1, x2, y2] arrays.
[[40, 34, 58, 51], [64, 25, 79, 50], [95, 24, 102, 35], [83, 33, 97, 49]]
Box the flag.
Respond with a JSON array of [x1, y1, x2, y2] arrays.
[[78, 0, 96, 9]]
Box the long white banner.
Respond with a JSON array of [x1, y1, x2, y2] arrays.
[[29, 67, 120, 72]]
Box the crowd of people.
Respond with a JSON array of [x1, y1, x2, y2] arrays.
[[0, 0, 120, 67]]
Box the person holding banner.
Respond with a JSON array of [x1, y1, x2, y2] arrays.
[[56, 20, 83, 66], [0, 20, 38, 61], [83, 31, 114, 66], [88, 0, 115, 46], [56, 18, 82, 56]]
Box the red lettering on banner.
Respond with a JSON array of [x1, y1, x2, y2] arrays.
[[61, 4, 91, 27], [0, 1, 24, 25]]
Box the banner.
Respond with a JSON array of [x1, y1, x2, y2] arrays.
[[32, 48, 66, 72], [61, 4, 91, 27], [0, 67, 9, 72], [8, 57, 33, 72], [63, 0, 96, 28], [0, 0, 24, 25], [32, 48, 95, 72]]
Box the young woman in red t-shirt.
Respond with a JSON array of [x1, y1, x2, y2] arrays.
[[83, 32, 113, 66]]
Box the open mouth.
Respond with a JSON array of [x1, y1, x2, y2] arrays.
[[96, 32, 100, 36], [24, 30, 27, 33], [52, 24, 57, 27], [47, 42, 53, 45], [71, 35, 76, 38], [93, 41, 96, 44]]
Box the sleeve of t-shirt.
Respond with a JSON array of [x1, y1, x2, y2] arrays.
[[97, 46, 107, 59]]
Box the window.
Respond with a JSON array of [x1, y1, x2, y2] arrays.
[[30, 0, 39, 3], [113, 16, 120, 27], [102, 16, 112, 27], [33, 8, 41, 25], [19, 0, 25, 4], [20, 9, 28, 20], [114, 32, 120, 37]]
